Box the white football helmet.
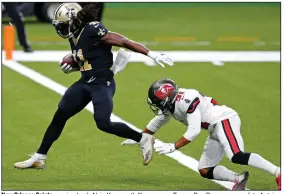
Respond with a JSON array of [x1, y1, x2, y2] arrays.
[[52, 3, 82, 38]]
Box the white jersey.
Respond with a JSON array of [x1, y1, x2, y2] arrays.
[[173, 88, 237, 128], [146, 88, 237, 141]]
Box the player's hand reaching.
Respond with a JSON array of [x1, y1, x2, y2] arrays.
[[147, 51, 174, 68], [155, 143, 176, 155], [101, 32, 174, 68]]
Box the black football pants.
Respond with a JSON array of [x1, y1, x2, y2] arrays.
[[3, 2, 30, 49], [37, 79, 142, 154]]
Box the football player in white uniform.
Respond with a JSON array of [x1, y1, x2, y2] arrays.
[[121, 78, 281, 190]]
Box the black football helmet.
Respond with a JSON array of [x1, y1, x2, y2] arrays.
[[52, 3, 82, 38], [147, 78, 178, 115]]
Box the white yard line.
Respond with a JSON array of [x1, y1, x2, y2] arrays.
[[2, 50, 280, 63], [15, 40, 280, 47], [15, 40, 212, 47], [3, 59, 240, 190]]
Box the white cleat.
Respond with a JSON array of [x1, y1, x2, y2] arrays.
[[232, 171, 250, 190], [138, 133, 155, 165], [14, 153, 46, 169]]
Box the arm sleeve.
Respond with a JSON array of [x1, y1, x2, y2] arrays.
[[86, 22, 108, 40], [183, 107, 202, 141], [146, 113, 172, 133]]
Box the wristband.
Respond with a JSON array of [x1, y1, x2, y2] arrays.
[[174, 142, 178, 150], [147, 51, 157, 60]]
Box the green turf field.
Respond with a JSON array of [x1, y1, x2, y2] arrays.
[[2, 61, 280, 190], [1, 2, 281, 191], [2, 2, 280, 51]]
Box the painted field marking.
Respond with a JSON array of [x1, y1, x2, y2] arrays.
[[2, 59, 238, 190], [2, 50, 280, 66], [14, 40, 280, 48]]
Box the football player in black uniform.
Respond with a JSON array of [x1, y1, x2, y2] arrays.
[[14, 3, 174, 169]]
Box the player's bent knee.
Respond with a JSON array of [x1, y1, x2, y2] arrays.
[[198, 167, 214, 179], [95, 119, 112, 132], [231, 151, 251, 165]]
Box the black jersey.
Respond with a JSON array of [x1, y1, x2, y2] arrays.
[[69, 21, 114, 83]]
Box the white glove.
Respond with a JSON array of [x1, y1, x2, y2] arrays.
[[113, 48, 131, 75], [60, 63, 77, 74], [147, 51, 174, 68], [121, 139, 138, 145], [155, 143, 176, 155]]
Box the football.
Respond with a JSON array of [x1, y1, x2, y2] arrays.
[[60, 53, 80, 69]]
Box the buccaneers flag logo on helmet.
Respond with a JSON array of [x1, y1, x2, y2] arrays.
[[154, 84, 175, 99]]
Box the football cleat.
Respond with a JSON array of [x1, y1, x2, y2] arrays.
[[14, 153, 46, 169], [232, 171, 250, 190], [276, 175, 281, 190], [138, 133, 155, 165]]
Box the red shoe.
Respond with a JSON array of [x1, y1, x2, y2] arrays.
[[276, 175, 281, 190], [232, 181, 238, 190], [232, 171, 250, 190]]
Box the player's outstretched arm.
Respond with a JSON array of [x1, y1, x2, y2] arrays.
[[175, 136, 191, 149], [179, 110, 202, 145], [101, 32, 174, 68], [155, 107, 202, 155]]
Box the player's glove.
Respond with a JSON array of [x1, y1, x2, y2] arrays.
[[147, 51, 174, 68], [121, 139, 137, 145], [60, 63, 77, 74], [155, 143, 176, 155]]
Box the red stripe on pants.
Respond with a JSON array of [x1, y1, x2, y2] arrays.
[[222, 119, 240, 154]]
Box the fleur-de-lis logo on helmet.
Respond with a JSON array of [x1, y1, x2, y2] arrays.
[[52, 3, 82, 38]]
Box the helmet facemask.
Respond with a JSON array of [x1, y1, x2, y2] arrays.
[[52, 20, 71, 38], [147, 97, 165, 115], [148, 95, 176, 115]]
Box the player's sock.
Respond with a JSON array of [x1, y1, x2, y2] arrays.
[[37, 109, 68, 154], [275, 168, 281, 176], [213, 165, 241, 182], [248, 153, 279, 176]]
